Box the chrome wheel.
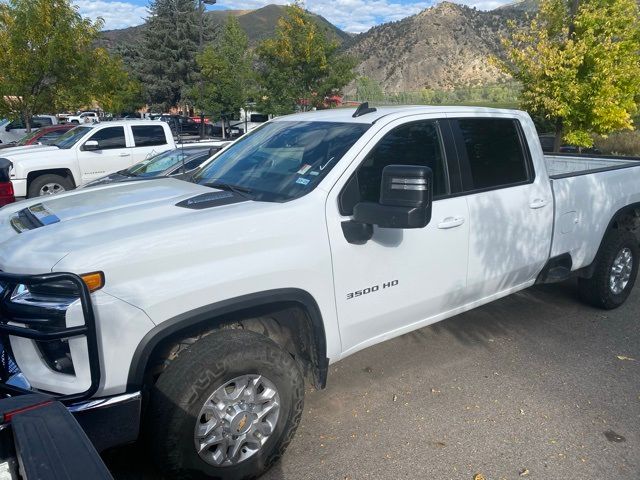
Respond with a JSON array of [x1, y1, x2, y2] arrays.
[[194, 374, 280, 467], [609, 247, 633, 295], [39, 182, 65, 196]]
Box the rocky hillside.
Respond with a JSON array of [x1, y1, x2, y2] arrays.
[[344, 2, 524, 93], [100, 2, 531, 93]]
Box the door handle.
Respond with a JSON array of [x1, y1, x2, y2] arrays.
[[529, 198, 548, 209], [119, 153, 131, 157], [437, 216, 465, 229]]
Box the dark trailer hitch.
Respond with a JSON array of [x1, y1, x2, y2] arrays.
[[0, 271, 101, 404]]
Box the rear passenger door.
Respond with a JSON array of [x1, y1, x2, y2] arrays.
[[448, 116, 553, 300], [131, 125, 169, 163]]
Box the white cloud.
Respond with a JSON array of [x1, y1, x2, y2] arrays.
[[74, 0, 516, 33], [74, 0, 148, 30]]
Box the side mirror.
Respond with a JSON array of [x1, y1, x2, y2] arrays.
[[83, 140, 100, 151], [342, 165, 433, 245], [5, 125, 10, 132]]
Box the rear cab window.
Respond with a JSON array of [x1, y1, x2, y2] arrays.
[[451, 117, 533, 193], [132, 125, 168, 147]]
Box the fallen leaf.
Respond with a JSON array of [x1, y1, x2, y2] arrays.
[[519, 468, 530, 476], [393, 394, 397, 402], [616, 355, 635, 361], [519, 408, 525, 415], [473, 474, 486, 480]]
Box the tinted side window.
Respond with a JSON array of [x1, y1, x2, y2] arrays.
[[33, 117, 53, 127], [457, 119, 529, 190], [132, 125, 167, 147], [89, 127, 126, 149], [250, 114, 269, 123], [356, 121, 448, 207]]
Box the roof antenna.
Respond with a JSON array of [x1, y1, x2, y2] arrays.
[[353, 101, 377, 118]]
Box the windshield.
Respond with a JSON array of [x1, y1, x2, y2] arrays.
[[53, 126, 91, 149], [193, 121, 369, 202], [127, 149, 207, 177], [16, 130, 41, 146]]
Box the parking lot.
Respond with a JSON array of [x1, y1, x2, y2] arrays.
[[106, 279, 640, 479]]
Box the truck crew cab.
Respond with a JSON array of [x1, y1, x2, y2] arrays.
[[0, 105, 639, 480]]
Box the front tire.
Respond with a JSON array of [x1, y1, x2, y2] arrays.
[[147, 329, 304, 480], [578, 230, 639, 309], [27, 173, 74, 198]]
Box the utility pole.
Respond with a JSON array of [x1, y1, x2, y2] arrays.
[[199, 0, 216, 139]]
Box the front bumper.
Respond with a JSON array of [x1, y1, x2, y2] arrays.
[[0, 271, 100, 403], [0, 271, 142, 451]]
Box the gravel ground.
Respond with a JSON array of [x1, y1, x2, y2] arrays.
[[105, 279, 640, 480]]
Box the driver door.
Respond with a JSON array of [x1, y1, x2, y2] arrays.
[[325, 117, 470, 355], [78, 126, 132, 184]]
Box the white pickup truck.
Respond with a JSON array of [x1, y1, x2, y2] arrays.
[[0, 106, 639, 480], [0, 120, 175, 198]]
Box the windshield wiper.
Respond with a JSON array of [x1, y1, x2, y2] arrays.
[[202, 181, 254, 200]]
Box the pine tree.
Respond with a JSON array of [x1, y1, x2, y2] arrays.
[[138, 0, 205, 111]]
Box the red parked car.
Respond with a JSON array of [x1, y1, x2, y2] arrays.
[[0, 158, 14, 206], [0, 124, 76, 150]]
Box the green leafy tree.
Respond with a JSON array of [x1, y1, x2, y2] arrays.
[[0, 0, 108, 131], [139, 0, 207, 111], [91, 49, 144, 114], [255, 4, 356, 115], [498, 0, 640, 149], [196, 16, 252, 122]]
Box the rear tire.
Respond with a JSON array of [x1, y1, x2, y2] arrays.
[[27, 173, 74, 198], [147, 329, 304, 480], [578, 230, 639, 309]]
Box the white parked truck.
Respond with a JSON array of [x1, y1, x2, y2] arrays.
[[0, 105, 639, 479], [0, 120, 175, 198]]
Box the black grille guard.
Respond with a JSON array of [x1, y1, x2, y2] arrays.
[[0, 272, 100, 405]]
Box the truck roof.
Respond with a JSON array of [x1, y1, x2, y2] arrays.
[[82, 120, 167, 128], [275, 105, 525, 124]]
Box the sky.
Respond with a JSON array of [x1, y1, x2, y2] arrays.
[[75, 0, 515, 33]]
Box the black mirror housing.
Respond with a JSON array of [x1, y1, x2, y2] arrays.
[[380, 164, 432, 208], [353, 165, 433, 229]]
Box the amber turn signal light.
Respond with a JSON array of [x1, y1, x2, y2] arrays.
[[81, 272, 105, 292]]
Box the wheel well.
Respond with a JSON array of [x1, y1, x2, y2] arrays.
[[137, 299, 328, 392], [577, 204, 640, 279], [27, 169, 76, 188], [610, 206, 640, 238]]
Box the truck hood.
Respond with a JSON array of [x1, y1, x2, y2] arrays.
[[0, 145, 60, 158], [0, 178, 252, 272]]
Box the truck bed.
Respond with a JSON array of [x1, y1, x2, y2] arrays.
[[548, 153, 640, 270], [545, 153, 640, 177]]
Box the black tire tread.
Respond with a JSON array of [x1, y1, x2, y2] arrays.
[[147, 329, 304, 480], [27, 173, 74, 198], [578, 229, 639, 309]]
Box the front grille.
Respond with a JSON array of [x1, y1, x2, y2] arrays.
[[0, 346, 19, 381]]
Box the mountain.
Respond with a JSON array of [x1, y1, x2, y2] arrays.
[[98, 5, 350, 50], [99, 1, 531, 94], [343, 2, 524, 93]]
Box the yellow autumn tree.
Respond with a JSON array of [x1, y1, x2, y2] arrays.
[[498, 0, 640, 149]]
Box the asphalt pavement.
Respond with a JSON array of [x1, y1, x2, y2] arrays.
[[106, 279, 640, 480]]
